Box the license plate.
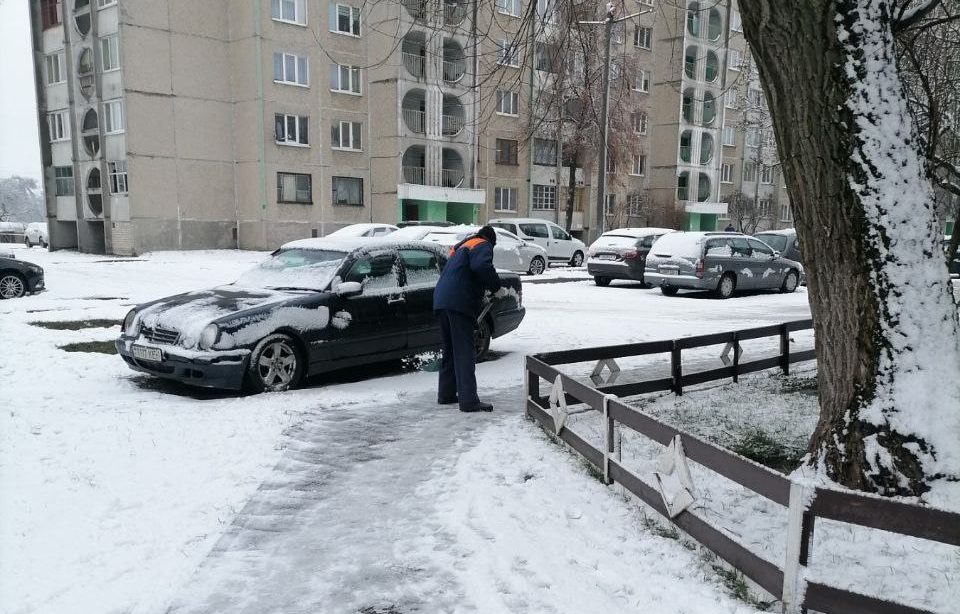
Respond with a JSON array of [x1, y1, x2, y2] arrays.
[[658, 266, 680, 275], [132, 345, 162, 362], [596, 254, 617, 260]]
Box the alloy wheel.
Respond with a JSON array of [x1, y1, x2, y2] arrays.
[[257, 340, 298, 388], [0, 275, 25, 299]]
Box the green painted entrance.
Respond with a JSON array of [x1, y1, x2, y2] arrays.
[[398, 199, 477, 224], [684, 213, 718, 231]]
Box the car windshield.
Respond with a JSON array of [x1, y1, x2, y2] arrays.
[[755, 234, 788, 252], [651, 233, 704, 257], [593, 234, 638, 249], [234, 248, 347, 291]]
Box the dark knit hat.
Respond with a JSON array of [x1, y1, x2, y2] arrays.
[[477, 225, 497, 245]]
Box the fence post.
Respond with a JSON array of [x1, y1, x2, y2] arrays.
[[782, 482, 816, 614], [526, 361, 540, 418], [780, 323, 791, 376], [602, 395, 615, 485], [732, 331, 740, 384], [671, 341, 683, 396]]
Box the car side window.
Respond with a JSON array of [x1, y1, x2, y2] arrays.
[[550, 225, 569, 240], [705, 239, 733, 257], [399, 249, 441, 287], [344, 253, 399, 292], [730, 238, 752, 258], [748, 238, 774, 258], [520, 223, 549, 238]]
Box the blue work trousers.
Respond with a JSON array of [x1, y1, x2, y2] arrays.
[[436, 309, 479, 407]]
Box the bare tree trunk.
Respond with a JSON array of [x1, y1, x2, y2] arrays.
[[738, 0, 960, 498], [948, 204, 960, 265], [565, 156, 577, 232]]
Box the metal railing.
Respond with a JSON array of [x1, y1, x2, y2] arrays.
[[443, 2, 467, 25], [442, 59, 465, 82], [441, 114, 464, 136], [402, 52, 426, 78], [402, 109, 426, 134], [440, 167, 464, 187], [402, 166, 426, 185], [402, 0, 427, 19]]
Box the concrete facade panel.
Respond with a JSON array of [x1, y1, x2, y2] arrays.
[[173, 98, 234, 161], [125, 93, 176, 157], [120, 26, 173, 95]]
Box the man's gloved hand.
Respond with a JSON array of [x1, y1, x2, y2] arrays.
[[492, 287, 510, 299]]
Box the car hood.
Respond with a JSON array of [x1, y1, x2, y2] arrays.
[[134, 285, 313, 347]]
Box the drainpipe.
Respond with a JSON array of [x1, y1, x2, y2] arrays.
[[471, 0, 479, 193], [715, 0, 733, 210], [253, 0, 267, 248], [526, 2, 537, 217]]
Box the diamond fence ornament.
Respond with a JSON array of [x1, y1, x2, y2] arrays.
[[653, 435, 697, 518], [548, 374, 568, 433], [719, 340, 743, 367], [590, 358, 621, 386]]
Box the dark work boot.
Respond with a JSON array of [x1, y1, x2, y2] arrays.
[[460, 401, 493, 413], [438, 396, 458, 405]]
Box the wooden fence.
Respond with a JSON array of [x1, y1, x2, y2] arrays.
[[525, 319, 960, 614]]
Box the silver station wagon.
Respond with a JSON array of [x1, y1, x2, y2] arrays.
[[644, 231, 803, 299]]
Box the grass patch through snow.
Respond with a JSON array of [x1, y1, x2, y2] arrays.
[[59, 341, 118, 355], [31, 319, 121, 331]]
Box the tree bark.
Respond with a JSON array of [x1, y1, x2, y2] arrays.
[[738, 0, 960, 499], [565, 155, 577, 232]]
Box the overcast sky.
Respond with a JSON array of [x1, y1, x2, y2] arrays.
[[0, 0, 43, 182]]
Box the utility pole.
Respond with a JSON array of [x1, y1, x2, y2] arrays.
[[580, 4, 651, 243]]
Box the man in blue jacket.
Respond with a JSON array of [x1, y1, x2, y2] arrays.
[[433, 225, 502, 412]]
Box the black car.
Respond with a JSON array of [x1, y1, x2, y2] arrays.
[[0, 252, 45, 299], [116, 239, 526, 392], [396, 220, 456, 228], [586, 228, 676, 286]]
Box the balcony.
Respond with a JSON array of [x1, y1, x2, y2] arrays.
[[403, 166, 426, 185], [402, 89, 427, 134], [402, 32, 427, 79], [441, 115, 464, 135], [443, 0, 467, 26], [442, 39, 466, 83], [403, 0, 427, 20], [441, 148, 464, 188], [441, 93, 465, 136]]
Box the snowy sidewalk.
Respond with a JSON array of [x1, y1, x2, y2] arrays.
[[165, 383, 759, 614]]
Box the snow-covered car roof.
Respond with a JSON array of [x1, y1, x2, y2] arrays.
[[600, 227, 676, 238], [278, 236, 441, 253], [325, 223, 398, 238], [754, 228, 796, 236], [389, 224, 455, 241]]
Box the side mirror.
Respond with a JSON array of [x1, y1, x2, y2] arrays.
[[523, 237, 535, 243], [336, 281, 362, 296], [771, 251, 780, 259]]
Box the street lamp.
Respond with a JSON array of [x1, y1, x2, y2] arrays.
[[579, 4, 651, 242]]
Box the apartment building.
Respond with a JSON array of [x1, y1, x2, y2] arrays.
[[29, 0, 791, 255]]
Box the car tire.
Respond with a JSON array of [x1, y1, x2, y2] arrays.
[[23, 237, 32, 248], [528, 256, 546, 276], [594, 276, 611, 287], [0, 273, 27, 299], [716, 274, 736, 299], [570, 251, 584, 267], [40, 239, 48, 248], [780, 270, 799, 293], [661, 286, 679, 296], [474, 318, 492, 361], [245, 333, 304, 393]]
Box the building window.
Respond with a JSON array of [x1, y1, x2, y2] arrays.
[[277, 172, 312, 203], [273, 52, 309, 86], [639, 0, 654, 5], [272, 0, 307, 24], [45, 52, 64, 85], [48, 111, 69, 142], [330, 64, 361, 94], [495, 139, 518, 165], [611, 22, 625, 44], [631, 154, 646, 176], [745, 128, 761, 147], [496, 40, 520, 67], [731, 10, 742, 32], [330, 3, 361, 36], [758, 198, 771, 215], [720, 162, 733, 183], [496, 90, 519, 116], [780, 204, 792, 222], [743, 161, 758, 182], [633, 69, 650, 93], [54, 166, 74, 196], [496, 0, 521, 17], [604, 193, 616, 214], [627, 192, 645, 215], [108, 160, 128, 194], [535, 43, 557, 72], [41, 0, 62, 29], [631, 112, 648, 134], [331, 120, 362, 150], [722, 125, 736, 146], [533, 138, 557, 166], [725, 89, 738, 109], [332, 176, 363, 205], [760, 165, 773, 184], [606, 151, 617, 174], [728, 49, 741, 71], [100, 35, 120, 72], [748, 88, 764, 108], [532, 184, 556, 210], [494, 187, 518, 212], [103, 99, 124, 134], [634, 26, 652, 49], [275, 113, 309, 146], [97, 0, 117, 7], [677, 171, 690, 200]]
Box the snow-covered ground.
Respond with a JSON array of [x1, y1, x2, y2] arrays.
[[2, 245, 821, 613]]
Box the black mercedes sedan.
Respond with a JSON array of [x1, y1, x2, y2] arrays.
[[0, 252, 45, 299], [116, 238, 526, 393]]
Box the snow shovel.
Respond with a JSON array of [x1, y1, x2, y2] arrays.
[[420, 300, 495, 372]]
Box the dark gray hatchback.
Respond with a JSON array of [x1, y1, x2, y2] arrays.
[[644, 231, 803, 299]]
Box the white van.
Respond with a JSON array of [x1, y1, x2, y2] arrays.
[[487, 217, 586, 267]]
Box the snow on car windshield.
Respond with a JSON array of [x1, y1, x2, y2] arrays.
[[234, 248, 347, 291], [755, 234, 788, 252], [650, 233, 705, 257], [593, 235, 638, 249]]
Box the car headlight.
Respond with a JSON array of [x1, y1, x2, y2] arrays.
[[123, 309, 140, 336], [198, 323, 219, 350], [28, 265, 43, 274]]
